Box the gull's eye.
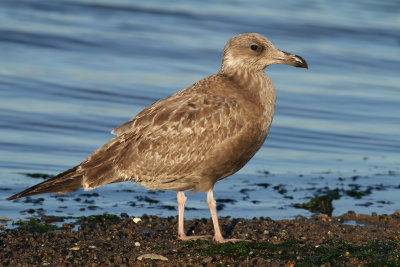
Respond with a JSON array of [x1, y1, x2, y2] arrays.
[[250, 44, 258, 51]]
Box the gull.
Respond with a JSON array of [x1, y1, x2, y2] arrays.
[[7, 33, 308, 243]]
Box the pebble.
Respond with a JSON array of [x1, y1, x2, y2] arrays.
[[132, 217, 142, 223], [137, 253, 168, 261], [202, 257, 213, 263]]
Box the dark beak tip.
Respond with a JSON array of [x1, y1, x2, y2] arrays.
[[275, 51, 308, 69], [295, 55, 308, 69]]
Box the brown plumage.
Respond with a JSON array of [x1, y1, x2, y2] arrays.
[[7, 33, 307, 243]]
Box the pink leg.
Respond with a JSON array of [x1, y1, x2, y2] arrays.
[[177, 191, 211, 241], [207, 189, 243, 243]]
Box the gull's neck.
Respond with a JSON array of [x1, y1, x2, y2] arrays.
[[219, 63, 276, 130], [219, 64, 276, 102]]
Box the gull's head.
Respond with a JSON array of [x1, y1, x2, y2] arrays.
[[220, 33, 308, 74]]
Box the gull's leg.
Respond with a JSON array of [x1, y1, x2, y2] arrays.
[[177, 191, 211, 241], [177, 191, 188, 239], [207, 189, 243, 243]]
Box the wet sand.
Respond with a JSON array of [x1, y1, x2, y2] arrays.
[[1, 211, 399, 266]]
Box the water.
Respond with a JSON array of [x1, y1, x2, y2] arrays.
[[1, 0, 399, 227]]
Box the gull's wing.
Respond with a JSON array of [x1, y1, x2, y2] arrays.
[[80, 75, 248, 192]]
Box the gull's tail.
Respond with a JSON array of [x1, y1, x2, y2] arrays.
[[7, 166, 83, 200]]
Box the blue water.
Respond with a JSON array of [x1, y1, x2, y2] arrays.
[[1, 0, 399, 227]]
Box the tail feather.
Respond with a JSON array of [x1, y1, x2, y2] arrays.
[[7, 166, 83, 200]]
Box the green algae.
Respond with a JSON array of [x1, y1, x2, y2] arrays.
[[198, 239, 400, 265], [13, 218, 59, 233]]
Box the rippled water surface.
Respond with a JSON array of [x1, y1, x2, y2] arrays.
[[1, 0, 399, 226]]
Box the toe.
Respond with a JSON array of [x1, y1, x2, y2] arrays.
[[178, 235, 212, 241]]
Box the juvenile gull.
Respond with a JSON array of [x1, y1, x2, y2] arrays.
[[7, 33, 307, 243]]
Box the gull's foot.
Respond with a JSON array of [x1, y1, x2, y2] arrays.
[[213, 237, 250, 243], [178, 234, 212, 241]]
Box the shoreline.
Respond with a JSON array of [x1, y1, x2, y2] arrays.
[[1, 211, 399, 265]]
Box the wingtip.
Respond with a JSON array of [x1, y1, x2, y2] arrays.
[[6, 184, 41, 201], [7, 190, 31, 200], [6, 194, 20, 201]]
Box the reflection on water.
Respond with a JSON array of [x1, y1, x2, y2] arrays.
[[0, 0, 399, 225]]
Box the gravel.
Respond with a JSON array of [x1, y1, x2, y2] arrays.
[[1, 211, 400, 266]]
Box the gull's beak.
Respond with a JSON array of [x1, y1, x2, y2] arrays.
[[274, 50, 308, 69]]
